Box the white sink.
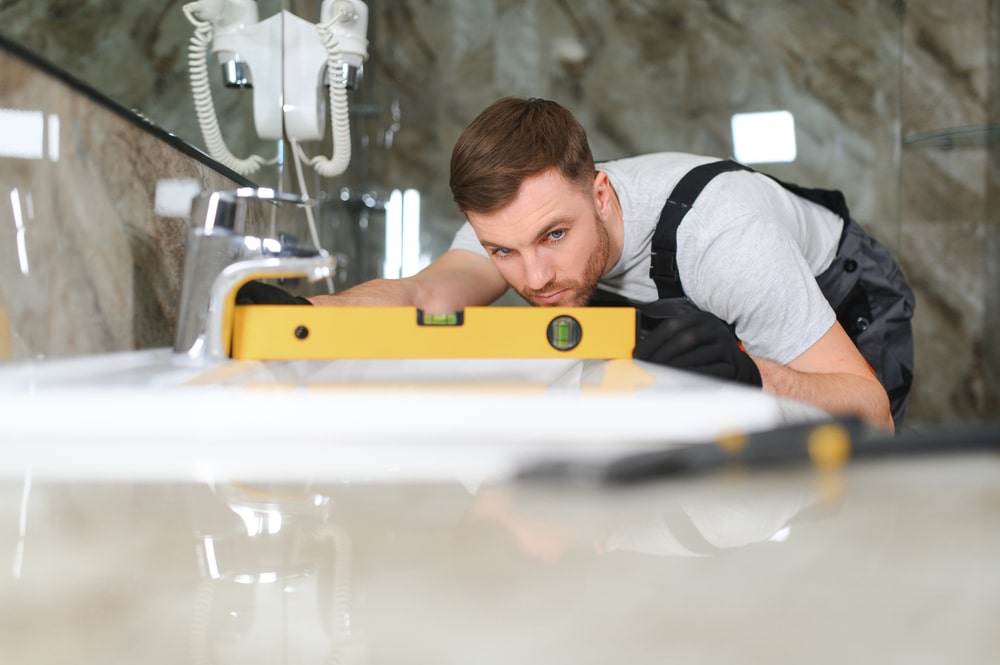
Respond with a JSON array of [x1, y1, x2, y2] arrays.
[[0, 349, 824, 483]]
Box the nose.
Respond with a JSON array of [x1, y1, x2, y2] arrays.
[[522, 253, 556, 291]]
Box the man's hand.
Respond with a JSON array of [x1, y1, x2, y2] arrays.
[[235, 280, 312, 305], [634, 310, 761, 386]]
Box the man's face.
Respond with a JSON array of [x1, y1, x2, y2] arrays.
[[466, 169, 611, 307]]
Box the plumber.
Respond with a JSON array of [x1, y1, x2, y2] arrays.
[[244, 97, 914, 432]]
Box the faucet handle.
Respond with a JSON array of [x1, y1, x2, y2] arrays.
[[189, 187, 314, 235]]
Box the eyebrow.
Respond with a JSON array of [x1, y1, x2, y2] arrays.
[[479, 217, 573, 249]]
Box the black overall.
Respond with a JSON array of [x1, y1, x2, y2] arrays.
[[604, 160, 915, 429]]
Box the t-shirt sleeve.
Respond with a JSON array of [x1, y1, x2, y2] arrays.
[[678, 210, 836, 365], [448, 221, 488, 257]]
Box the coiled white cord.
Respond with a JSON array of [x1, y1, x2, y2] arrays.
[[182, 2, 276, 177], [311, 14, 353, 179], [182, 2, 353, 180]]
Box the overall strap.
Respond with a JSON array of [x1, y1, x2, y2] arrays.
[[650, 160, 751, 299], [650, 159, 854, 299]]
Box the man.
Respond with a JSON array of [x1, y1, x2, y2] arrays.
[[302, 97, 914, 432]]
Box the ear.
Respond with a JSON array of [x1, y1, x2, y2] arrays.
[[592, 171, 614, 217]]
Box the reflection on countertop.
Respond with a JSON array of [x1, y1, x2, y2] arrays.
[[2, 456, 999, 665]]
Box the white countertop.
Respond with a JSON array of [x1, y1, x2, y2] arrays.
[[0, 350, 997, 664]]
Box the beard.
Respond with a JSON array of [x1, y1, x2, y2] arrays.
[[519, 212, 610, 307]]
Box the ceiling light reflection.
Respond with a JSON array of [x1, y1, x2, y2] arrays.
[[47, 114, 59, 162], [768, 525, 791, 543], [9, 188, 30, 276], [731, 110, 797, 164], [11, 472, 31, 579], [384, 188, 422, 279], [0, 109, 44, 160]]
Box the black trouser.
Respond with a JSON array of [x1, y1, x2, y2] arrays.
[[815, 219, 915, 430]]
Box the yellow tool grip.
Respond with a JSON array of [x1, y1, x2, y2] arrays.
[[230, 306, 637, 360]]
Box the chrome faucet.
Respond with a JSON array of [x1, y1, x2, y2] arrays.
[[174, 188, 335, 363]]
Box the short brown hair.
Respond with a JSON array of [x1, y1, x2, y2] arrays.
[[449, 97, 596, 215]]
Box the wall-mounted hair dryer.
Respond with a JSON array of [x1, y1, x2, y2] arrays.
[[182, 0, 369, 178]]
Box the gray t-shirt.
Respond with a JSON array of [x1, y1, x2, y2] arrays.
[[449, 153, 844, 364]]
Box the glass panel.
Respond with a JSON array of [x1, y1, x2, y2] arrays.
[[899, 0, 992, 420], [0, 0, 280, 169], [0, 36, 250, 360]]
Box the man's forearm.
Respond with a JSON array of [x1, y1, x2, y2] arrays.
[[307, 278, 419, 307], [755, 357, 894, 432], [307, 250, 509, 311]]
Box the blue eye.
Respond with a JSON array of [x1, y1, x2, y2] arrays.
[[492, 247, 511, 258], [549, 230, 566, 240]]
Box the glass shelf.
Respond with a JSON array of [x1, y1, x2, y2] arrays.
[[904, 124, 1000, 150]]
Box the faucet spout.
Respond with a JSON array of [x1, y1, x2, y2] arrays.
[[198, 254, 334, 362]]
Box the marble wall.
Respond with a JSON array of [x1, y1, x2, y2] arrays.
[[0, 0, 996, 423]]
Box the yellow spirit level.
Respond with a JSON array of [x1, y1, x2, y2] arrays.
[[229, 306, 637, 360]]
